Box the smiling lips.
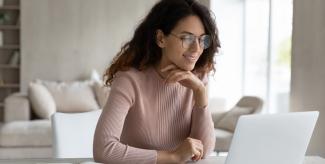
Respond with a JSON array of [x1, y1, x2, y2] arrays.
[[183, 53, 198, 62]]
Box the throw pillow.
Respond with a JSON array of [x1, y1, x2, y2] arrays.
[[93, 81, 110, 109], [37, 80, 100, 113], [216, 106, 254, 132], [28, 82, 56, 119]]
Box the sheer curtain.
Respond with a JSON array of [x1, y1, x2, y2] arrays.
[[209, 0, 292, 113]]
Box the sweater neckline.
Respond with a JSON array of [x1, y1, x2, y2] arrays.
[[149, 66, 180, 87], [149, 66, 165, 82]]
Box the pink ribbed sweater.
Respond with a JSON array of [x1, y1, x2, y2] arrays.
[[93, 67, 215, 164]]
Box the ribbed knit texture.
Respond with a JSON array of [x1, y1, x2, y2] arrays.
[[93, 67, 215, 164]]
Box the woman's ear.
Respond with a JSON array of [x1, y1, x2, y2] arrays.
[[156, 29, 166, 48]]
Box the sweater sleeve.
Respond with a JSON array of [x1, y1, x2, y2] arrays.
[[189, 106, 216, 158], [93, 72, 157, 164], [189, 74, 215, 157]]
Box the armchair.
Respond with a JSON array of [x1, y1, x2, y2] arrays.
[[212, 96, 263, 153]]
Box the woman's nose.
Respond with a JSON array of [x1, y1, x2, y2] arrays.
[[189, 39, 201, 52]]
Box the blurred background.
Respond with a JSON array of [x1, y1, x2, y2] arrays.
[[0, 0, 324, 159]]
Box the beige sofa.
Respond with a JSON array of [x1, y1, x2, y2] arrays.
[[0, 93, 52, 159], [0, 82, 262, 159], [0, 79, 109, 159]]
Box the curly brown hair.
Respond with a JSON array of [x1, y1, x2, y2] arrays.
[[104, 0, 220, 86]]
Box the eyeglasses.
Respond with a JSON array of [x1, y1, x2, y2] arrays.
[[169, 33, 211, 50]]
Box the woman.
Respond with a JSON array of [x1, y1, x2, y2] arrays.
[[93, 0, 220, 163]]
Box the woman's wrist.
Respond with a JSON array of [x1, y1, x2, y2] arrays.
[[157, 150, 179, 164], [193, 83, 208, 108]]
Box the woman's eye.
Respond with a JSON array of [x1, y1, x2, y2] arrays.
[[181, 36, 190, 40], [182, 36, 194, 42]]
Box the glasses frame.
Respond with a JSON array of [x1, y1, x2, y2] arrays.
[[169, 32, 211, 50]]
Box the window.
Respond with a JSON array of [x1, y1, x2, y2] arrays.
[[209, 0, 292, 113]]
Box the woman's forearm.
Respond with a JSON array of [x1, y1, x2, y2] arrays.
[[157, 151, 178, 164], [193, 83, 208, 108]]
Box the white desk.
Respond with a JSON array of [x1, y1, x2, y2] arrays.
[[192, 156, 325, 164], [0, 156, 324, 164]]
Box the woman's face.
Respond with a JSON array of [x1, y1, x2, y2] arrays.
[[157, 15, 206, 71]]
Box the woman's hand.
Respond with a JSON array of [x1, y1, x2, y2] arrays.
[[161, 65, 204, 92], [173, 137, 204, 163], [157, 137, 204, 163], [160, 64, 208, 108]]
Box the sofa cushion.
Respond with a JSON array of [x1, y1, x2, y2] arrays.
[[0, 120, 52, 147], [215, 106, 253, 131], [38, 80, 100, 113], [28, 82, 56, 119], [93, 81, 110, 109], [0, 147, 52, 159]]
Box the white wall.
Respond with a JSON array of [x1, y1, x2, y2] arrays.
[[200, 0, 210, 7], [21, 0, 157, 92], [291, 0, 325, 157]]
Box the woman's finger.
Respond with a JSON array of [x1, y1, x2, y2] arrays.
[[166, 71, 188, 83], [191, 139, 203, 146], [197, 143, 204, 160], [187, 139, 203, 161], [189, 139, 203, 160], [191, 147, 201, 161], [171, 73, 189, 83], [165, 69, 184, 81], [161, 64, 178, 72], [192, 142, 204, 161]]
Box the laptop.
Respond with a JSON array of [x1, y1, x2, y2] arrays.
[[225, 111, 319, 164]]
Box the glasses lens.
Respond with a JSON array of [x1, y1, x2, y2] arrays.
[[200, 35, 211, 49], [180, 34, 211, 49], [181, 35, 195, 49]]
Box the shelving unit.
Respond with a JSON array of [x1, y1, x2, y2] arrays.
[[0, 6, 19, 10], [0, 25, 19, 30], [0, 0, 20, 121]]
